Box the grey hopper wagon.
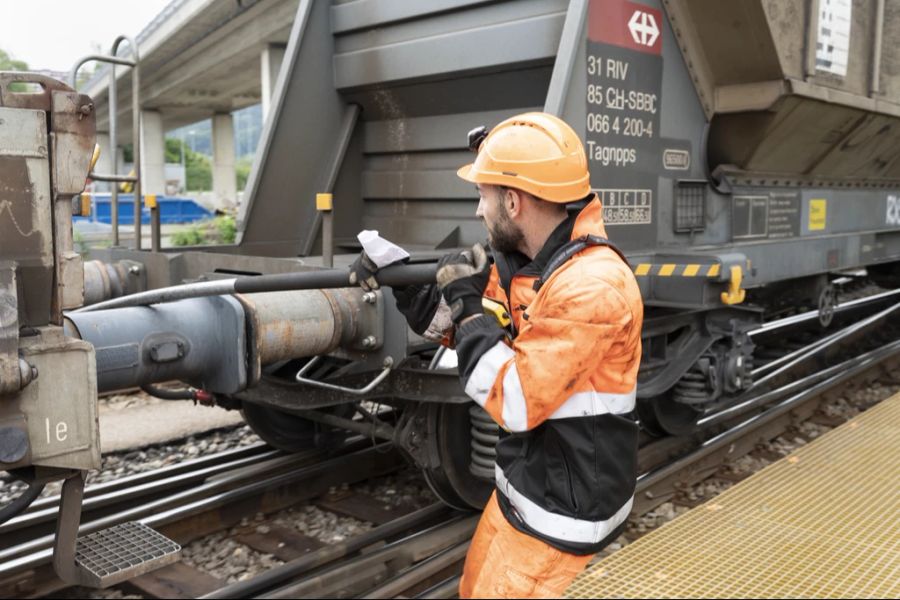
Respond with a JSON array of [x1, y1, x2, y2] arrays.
[[71, 0, 900, 509]]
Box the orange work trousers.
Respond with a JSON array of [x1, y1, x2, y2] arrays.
[[459, 492, 593, 599]]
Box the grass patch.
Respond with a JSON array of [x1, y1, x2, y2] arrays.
[[171, 215, 237, 246]]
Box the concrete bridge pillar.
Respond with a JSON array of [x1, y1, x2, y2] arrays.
[[261, 43, 286, 121], [212, 113, 237, 209], [140, 110, 167, 197]]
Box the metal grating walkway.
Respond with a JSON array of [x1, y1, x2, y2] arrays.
[[567, 393, 900, 599]]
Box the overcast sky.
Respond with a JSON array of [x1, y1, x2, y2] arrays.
[[1, 0, 173, 72]]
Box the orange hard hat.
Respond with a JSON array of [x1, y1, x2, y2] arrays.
[[457, 112, 591, 203]]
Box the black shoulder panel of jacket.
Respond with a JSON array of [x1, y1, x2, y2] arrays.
[[455, 314, 507, 383], [532, 235, 629, 292], [492, 249, 530, 302]]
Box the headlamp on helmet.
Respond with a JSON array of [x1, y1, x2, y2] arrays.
[[467, 125, 490, 153]]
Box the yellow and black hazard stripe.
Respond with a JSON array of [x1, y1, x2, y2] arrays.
[[633, 261, 750, 305], [632, 263, 722, 278]]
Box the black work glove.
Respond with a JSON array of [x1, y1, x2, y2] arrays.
[[437, 243, 491, 323], [393, 284, 442, 336], [348, 251, 382, 291]]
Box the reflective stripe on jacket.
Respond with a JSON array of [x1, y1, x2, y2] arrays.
[[454, 195, 643, 554]]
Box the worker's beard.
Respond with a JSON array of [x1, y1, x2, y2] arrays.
[[486, 201, 524, 255]]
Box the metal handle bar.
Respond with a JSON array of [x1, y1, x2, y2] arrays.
[[87, 174, 138, 183], [295, 356, 394, 396], [70, 35, 142, 249]]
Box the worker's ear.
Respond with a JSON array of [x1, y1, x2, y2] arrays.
[[504, 187, 524, 219]]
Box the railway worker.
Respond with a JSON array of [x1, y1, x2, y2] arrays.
[[350, 112, 643, 598]]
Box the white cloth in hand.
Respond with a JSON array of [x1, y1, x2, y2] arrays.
[[357, 230, 410, 268]]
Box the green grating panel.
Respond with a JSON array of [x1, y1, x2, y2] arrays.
[[567, 394, 900, 599]]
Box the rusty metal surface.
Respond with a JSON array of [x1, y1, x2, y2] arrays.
[[665, 0, 899, 113], [237, 286, 383, 378], [82, 260, 145, 306], [0, 73, 95, 326], [57, 241, 84, 313], [13, 328, 100, 471], [0, 107, 52, 271], [0, 72, 74, 110], [239, 290, 343, 366], [0, 264, 19, 395], [0, 72, 106, 593], [49, 90, 95, 195], [82, 260, 113, 307], [50, 89, 95, 321]]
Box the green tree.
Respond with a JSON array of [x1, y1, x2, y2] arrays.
[[0, 48, 28, 71], [0, 49, 30, 92], [166, 138, 213, 192], [121, 139, 213, 192], [164, 138, 182, 163], [171, 215, 236, 246]]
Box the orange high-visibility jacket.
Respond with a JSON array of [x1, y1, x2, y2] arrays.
[[453, 195, 643, 554]]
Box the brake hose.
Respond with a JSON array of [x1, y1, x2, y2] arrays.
[[141, 384, 213, 403], [0, 480, 45, 526]]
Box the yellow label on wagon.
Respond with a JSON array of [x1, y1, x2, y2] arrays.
[[809, 199, 827, 231]]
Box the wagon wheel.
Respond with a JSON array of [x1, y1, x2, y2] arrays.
[[636, 394, 702, 437], [241, 402, 353, 452], [421, 402, 493, 511]]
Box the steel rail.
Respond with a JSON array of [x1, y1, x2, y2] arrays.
[[749, 287, 900, 338], [639, 338, 900, 492], [703, 354, 873, 424], [0, 442, 388, 576], [346, 336, 897, 599], [364, 540, 471, 599], [259, 516, 478, 599], [700, 339, 900, 430], [749, 300, 900, 384], [0, 451, 308, 565], [12, 287, 893, 594], [207, 336, 900, 600], [0, 448, 287, 542], [415, 575, 462, 599], [751, 326, 849, 379], [199, 503, 452, 599], [21, 442, 270, 513]]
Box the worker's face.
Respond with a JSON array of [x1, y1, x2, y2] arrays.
[[476, 184, 524, 254]]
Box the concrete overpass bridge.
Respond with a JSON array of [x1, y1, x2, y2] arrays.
[[82, 0, 298, 207]]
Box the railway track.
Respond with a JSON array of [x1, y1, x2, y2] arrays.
[[7, 290, 900, 599], [192, 292, 900, 598], [0, 441, 403, 598]]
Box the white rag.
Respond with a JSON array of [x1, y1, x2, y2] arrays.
[[357, 230, 410, 268]]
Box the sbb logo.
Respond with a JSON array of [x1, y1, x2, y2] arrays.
[[628, 10, 660, 47]]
